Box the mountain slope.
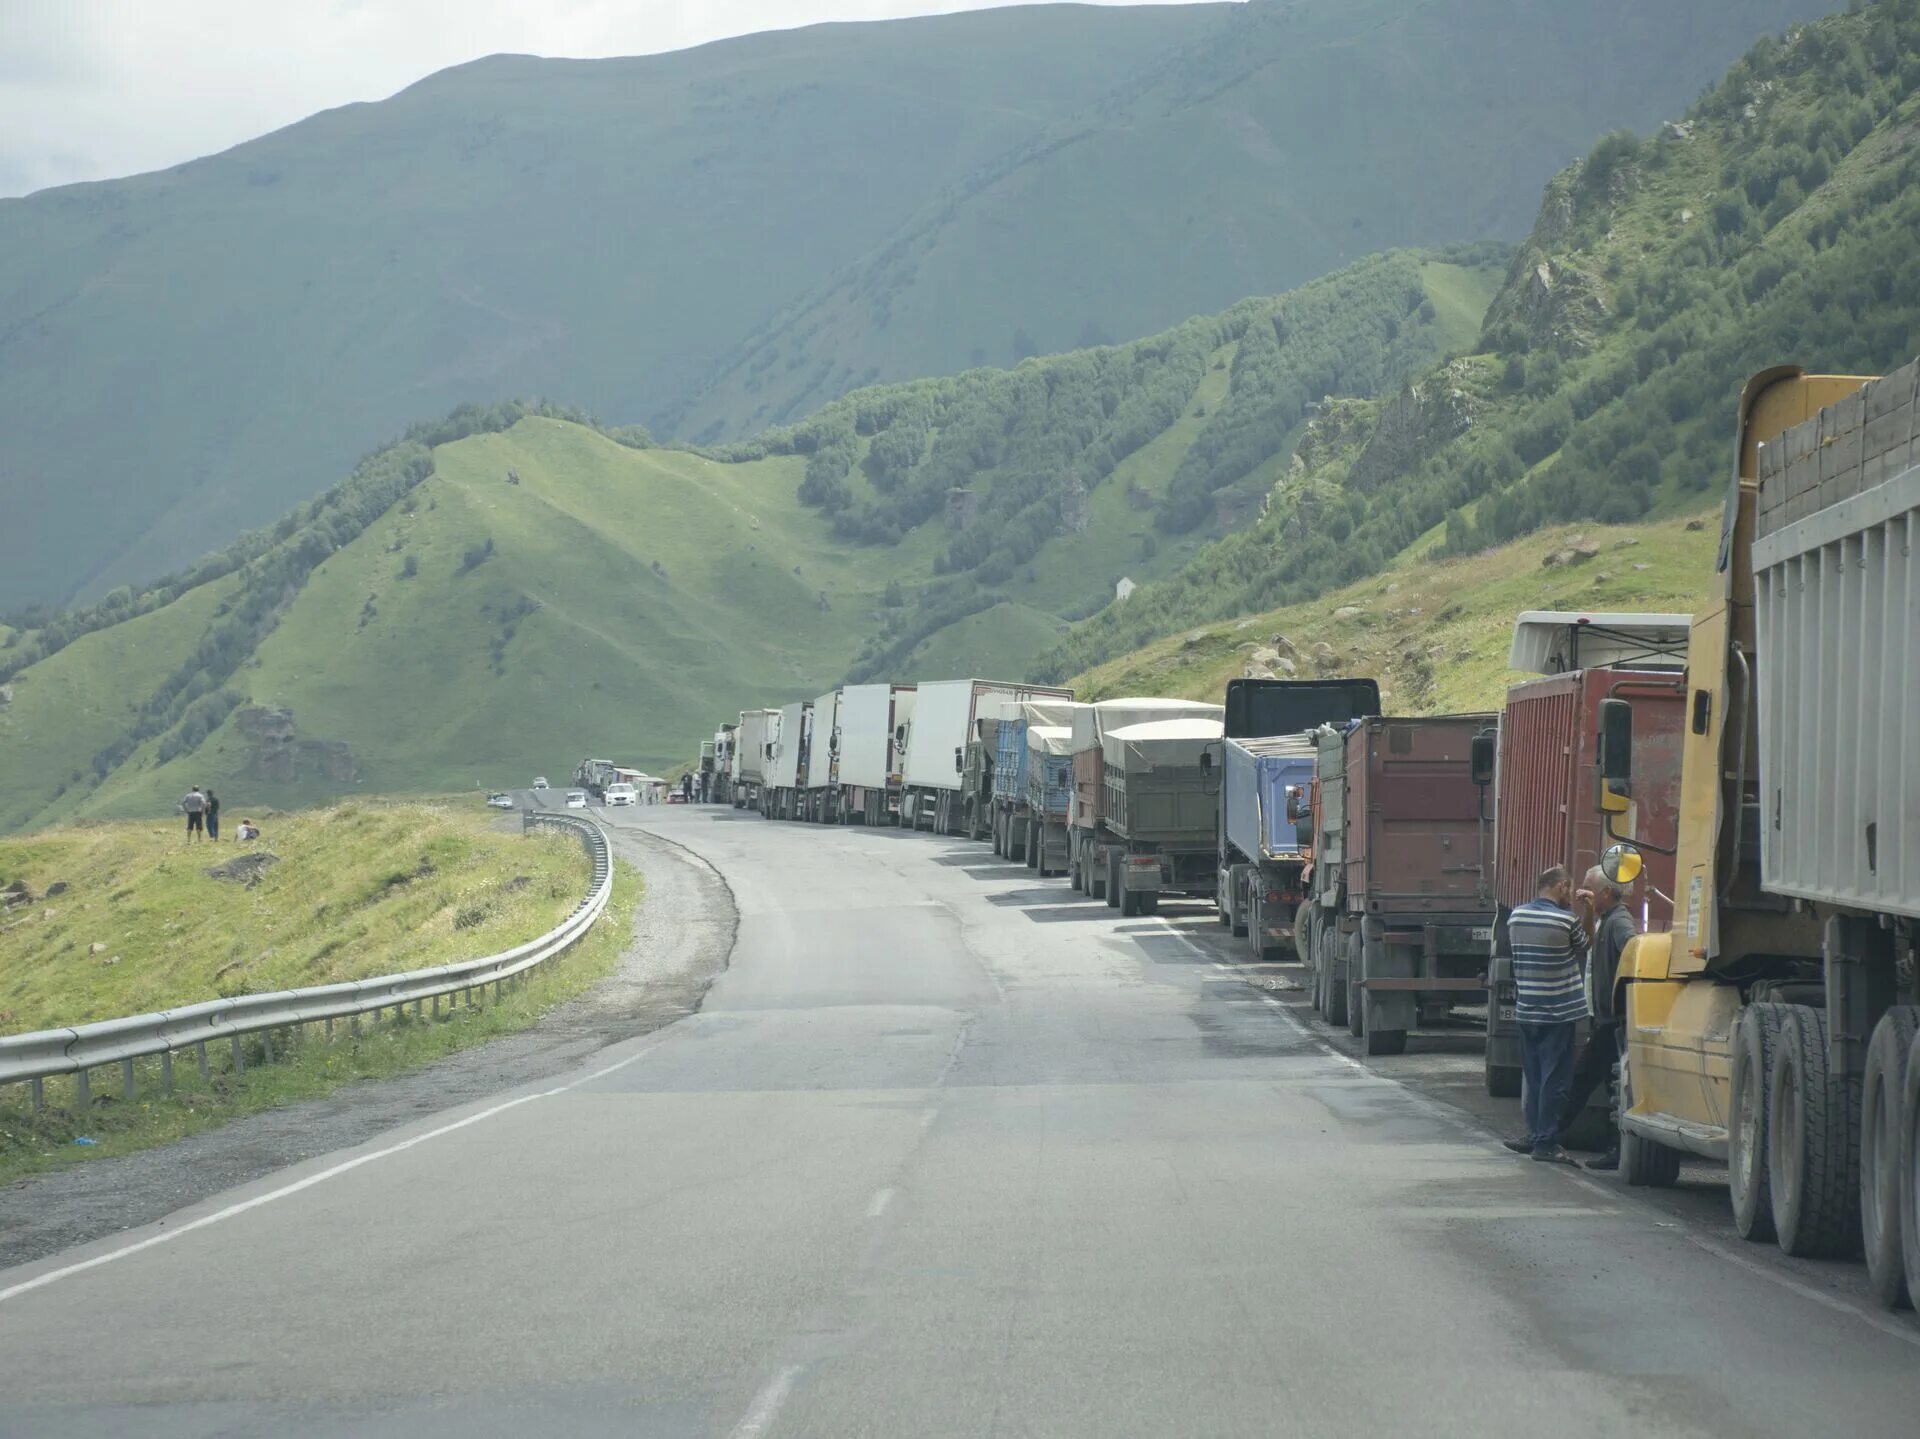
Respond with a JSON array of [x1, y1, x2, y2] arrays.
[[0, 0, 1831, 607], [0, 249, 1501, 831], [1040, 0, 1920, 681]]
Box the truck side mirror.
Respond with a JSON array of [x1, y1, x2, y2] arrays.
[[1597, 698, 1632, 812], [1470, 730, 1496, 787]]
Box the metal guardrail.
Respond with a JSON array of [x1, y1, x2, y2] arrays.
[[0, 810, 613, 1108]]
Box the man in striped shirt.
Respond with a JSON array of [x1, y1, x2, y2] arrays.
[[1503, 864, 1589, 1164]]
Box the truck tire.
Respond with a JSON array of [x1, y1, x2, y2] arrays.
[[1026, 830, 1039, 871], [1345, 931, 1364, 1038], [1861, 1006, 1919, 1307], [1768, 1006, 1863, 1259], [1358, 930, 1406, 1054], [1323, 927, 1349, 1028], [1730, 1002, 1791, 1243], [1231, 876, 1249, 938], [1069, 848, 1083, 892], [1138, 893, 1159, 915], [1106, 852, 1121, 909], [1619, 1051, 1682, 1188], [1900, 1026, 1920, 1316]]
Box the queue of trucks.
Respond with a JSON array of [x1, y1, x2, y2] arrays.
[[680, 363, 1918, 1311]]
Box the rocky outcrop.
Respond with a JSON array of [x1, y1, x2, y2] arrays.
[[1346, 370, 1480, 494], [233, 705, 357, 784]]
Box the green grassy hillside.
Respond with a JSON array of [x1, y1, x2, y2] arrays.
[[1073, 513, 1720, 715], [1041, 0, 1920, 682], [0, 0, 1829, 607]]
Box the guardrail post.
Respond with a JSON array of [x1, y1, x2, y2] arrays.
[[75, 1067, 91, 1110], [197, 1041, 209, 1080], [325, 1016, 334, 1041], [161, 1050, 174, 1095], [121, 1057, 135, 1099], [30, 1076, 44, 1111], [261, 1029, 274, 1063], [494, 979, 503, 1003], [231, 1035, 244, 1076]]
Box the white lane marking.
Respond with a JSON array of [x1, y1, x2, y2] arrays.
[[731, 1364, 804, 1438], [0, 1034, 671, 1305], [1183, 922, 1920, 1347], [867, 1186, 896, 1218]]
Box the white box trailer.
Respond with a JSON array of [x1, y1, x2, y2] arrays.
[[801, 688, 843, 823], [732, 708, 778, 809], [902, 678, 1073, 835], [765, 699, 812, 819], [837, 683, 916, 825]]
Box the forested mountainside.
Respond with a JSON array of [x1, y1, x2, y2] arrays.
[[0, 252, 1498, 832], [1039, 0, 1920, 680], [0, 0, 1827, 607]]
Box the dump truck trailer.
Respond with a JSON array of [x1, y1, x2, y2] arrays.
[[1604, 362, 1920, 1307], [1215, 677, 1382, 961], [901, 679, 1073, 835], [733, 708, 778, 811], [1069, 698, 1224, 902], [836, 683, 914, 825], [1303, 714, 1498, 1055], [1481, 632, 1688, 1098], [1098, 718, 1225, 915], [991, 699, 1084, 867], [1023, 720, 1076, 877]]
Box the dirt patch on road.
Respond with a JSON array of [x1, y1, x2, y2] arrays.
[[0, 824, 734, 1271]]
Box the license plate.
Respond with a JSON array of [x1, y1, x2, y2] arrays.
[[1498, 1005, 1516, 1023], [1471, 927, 1493, 943]]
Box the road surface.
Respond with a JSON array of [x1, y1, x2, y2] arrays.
[[1, 806, 1915, 1436]]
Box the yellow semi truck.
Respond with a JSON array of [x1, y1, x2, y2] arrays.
[[1601, 361, 1919, 1310]]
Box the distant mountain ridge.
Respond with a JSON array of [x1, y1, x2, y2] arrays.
[[0, 0, 1832, 605]]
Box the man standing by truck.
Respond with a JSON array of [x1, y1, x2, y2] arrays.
[[1550, 865, 1635, 1170], [1502, 865, 1587, 1164]]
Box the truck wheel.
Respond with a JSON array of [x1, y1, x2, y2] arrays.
[[1484, 1054, 1521, 1099], [1026, 830, 1039, 871], [1106, 853, 1121, 909], [1619, 1051, 1682, 1188], [1324, 929, 1349, 1027], [1244, 892, 1260, 958], [1138, 893, 1159, 915], [1366, 1026, 1407, 1057], [1861, 1006, 1919, 1307], [1768, 1006, 1863, 1259], [1351, 933, 1367, 1029], [1730, 1003, 1791, 1243], [1900, 1027, 1920, 1315], [992, 812, 1004, 857]]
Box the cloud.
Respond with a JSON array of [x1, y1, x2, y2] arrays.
[[0, 1, 1223, 197]]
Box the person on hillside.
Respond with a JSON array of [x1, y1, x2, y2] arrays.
[[237, 818, 261, 842], [204, 788, 221, 842], [179, 786, 207, 843], [1500, 864, 1588, 1165], [1551, 865, 1637, 1171]]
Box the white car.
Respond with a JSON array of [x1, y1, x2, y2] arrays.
[[532, 776, 549, 790], [486, 792, 516, 809], [565, 790, 588, 809], [603, 783, 637, 807]]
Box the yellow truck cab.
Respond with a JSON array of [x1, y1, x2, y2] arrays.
[[1602, 362, 1919, 1309]]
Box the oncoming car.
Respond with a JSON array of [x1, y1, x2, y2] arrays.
[[603, 783, 637, 807], [532, 776, 549, 790], [486, 792, 516, 809], [565, 790, 588, 809]]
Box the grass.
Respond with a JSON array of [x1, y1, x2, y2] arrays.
[[0, 801, 638, 1185], [1073, 511, 1719, 714], [901, 602, 1069, 681]]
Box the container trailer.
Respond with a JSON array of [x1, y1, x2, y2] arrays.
[[835, 683, 916, 825], [733, 708, 778, 811], [803, 688, 843, 823], [900, 679, 1073, 835], [764, 699, 813, 819]]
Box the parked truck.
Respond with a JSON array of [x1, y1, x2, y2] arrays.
[[708, 723, 736, 805], [1068, 699, 1222, 903], [1600, 362, 1919, 1307], [901, 679, 1073, 835], [803, 688, 842, 823], [1216, 677, 1382, 962], [1098, 718, 1225, 915], [835, 683, 916, 825], [1480, 613, 1689, 1098], [990, 700, 1083, 869], [764, 699, 813, 820], [733, 708, 778, 811], [961, 699, 1018, 842], [573, 758, 619, 801], [1301, 714, 1498, 1055]]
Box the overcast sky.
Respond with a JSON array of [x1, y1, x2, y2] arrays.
[[0, 0, 1226, 197]]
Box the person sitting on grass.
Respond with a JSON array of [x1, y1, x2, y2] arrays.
[[236, 818, 261, 842]]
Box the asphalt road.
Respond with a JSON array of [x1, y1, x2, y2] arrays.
[[2, 805, 1916, 1437]]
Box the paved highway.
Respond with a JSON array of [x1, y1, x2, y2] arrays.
[[2, 806, 1916, 1436]]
